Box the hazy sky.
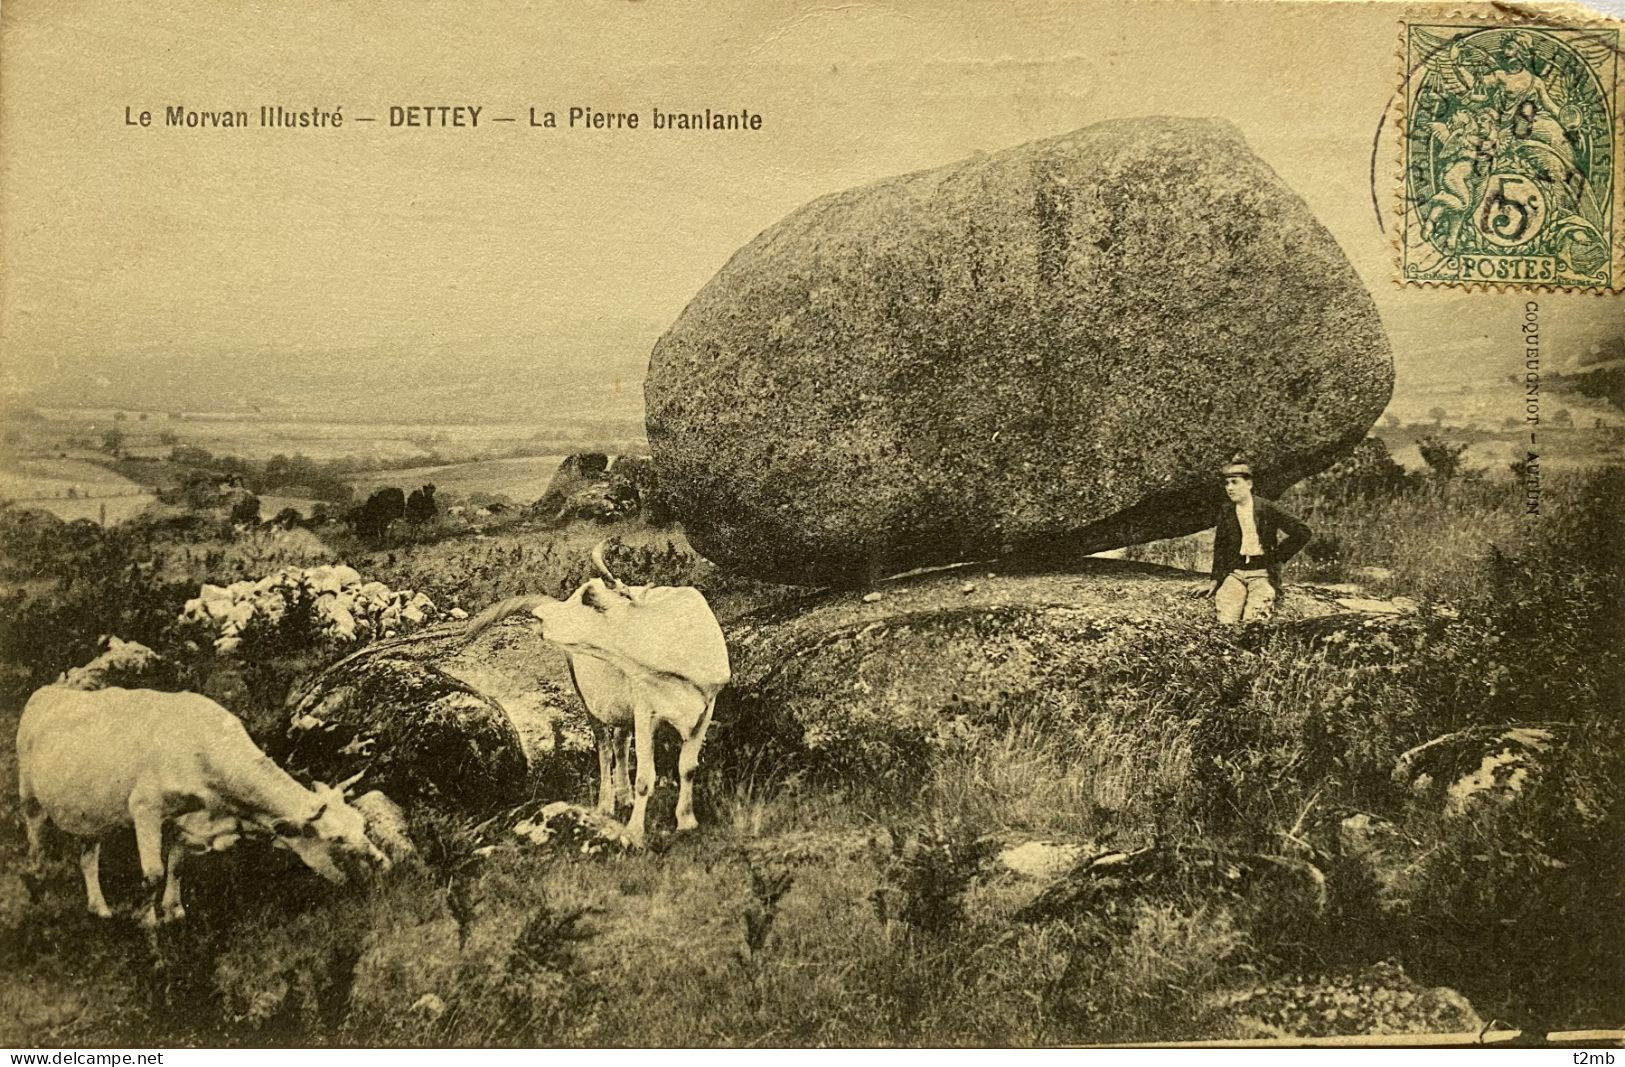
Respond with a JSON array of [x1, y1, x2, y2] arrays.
[[1, 0, 1619, 405]]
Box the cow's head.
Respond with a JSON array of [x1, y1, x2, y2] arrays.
[[530, 578, 636, 644], [528, 577, 730, 696], [273, 784, 391, 884]]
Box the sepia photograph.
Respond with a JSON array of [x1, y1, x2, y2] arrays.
[[1, 0, 1622, 1050]]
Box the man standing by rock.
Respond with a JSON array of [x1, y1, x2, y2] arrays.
[[1207, 459, 1312, 624]]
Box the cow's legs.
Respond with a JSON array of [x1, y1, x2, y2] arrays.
[[161, 842, 188, 923], [613, 729, 633, 808], [675, 699, 715, 833], [595, 726, 617, 815], [21, 794, 47, 870], [627, 704, 656, 847], [79, 842, 113, 919], [129, 800, 167, 927]]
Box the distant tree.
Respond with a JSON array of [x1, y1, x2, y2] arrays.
[[169, 443, 214, 466], [100, 428, 124, 456], [1503, 416, 1522, 430], [1428, 406, 1448, 428], [1384, 413, 1402, 430], [271, 506, 306, 530], [113, 411, 128, 423], [229, 493, 261, 526], [1418, 434, 1470, 480], [168, 469, 227, 509], [1552, 408, 1573, 428], [137, 412, 149, 422], [405, 483, 438, 525], [348, 487, 406, 542]]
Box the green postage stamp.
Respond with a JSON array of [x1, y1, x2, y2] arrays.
[[1401, 22, 1620, 289]]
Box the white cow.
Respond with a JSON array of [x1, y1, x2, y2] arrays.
[[467, 544, 730, 846], [17, 685, 389, 924]]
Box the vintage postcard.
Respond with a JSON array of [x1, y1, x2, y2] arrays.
[[1, 0, 1622, 1052]]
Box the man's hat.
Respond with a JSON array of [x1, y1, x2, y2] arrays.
[[1220, 460, 1253, 479]]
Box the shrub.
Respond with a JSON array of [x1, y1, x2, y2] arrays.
[[1417, 435, 1470, 480], [871, 817, 994, 936]]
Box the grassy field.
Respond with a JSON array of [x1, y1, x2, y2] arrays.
[[345, 456, 568, 503], [15, 407, 643, 466], [0, 456, 157, 524], [0, 461, 1620, 1047]]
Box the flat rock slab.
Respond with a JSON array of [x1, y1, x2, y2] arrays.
[[714, 560, 1360, 781], [648, 116, 1392, 585]]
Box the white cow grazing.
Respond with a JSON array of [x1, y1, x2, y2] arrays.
[[467, 544, 730, 846], [17, 685, 390, 924]]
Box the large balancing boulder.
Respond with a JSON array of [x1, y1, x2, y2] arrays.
[[647, 117, 1392, 586]]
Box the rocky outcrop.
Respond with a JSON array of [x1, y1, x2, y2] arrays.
[[715, 560, 1364, 782], [1392, 724, 1567, 817], [1014, 842, 1326, 924], [647, 116, 1392, 585], [55, 637, 162, 690], [1213, 962, 1483, 1040], [527, 453, 652, 526], [285, 651, 529, 814], [283, 619, 601, 812]]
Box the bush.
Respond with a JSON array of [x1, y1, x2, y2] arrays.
[[1417, 435, 1470, 481], [871, 817, 993, 935]]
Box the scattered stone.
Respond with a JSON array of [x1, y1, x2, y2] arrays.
[[998, 840, 1087, 879], [55, 637, 162, 690], [1333, 596, 1419, 615], [960, 582, 977, 595], [647, 116, 1391, 585], [1015, 841, 1325, 924], [408, 992, 446, 1021], [512, 801, 634, 855], [861, 591, 884, 603], [350, 790, 416, 863]]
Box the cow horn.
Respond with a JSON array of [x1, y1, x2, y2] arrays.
[[334, 770, 366, 795], [590, 541, 621, 586]]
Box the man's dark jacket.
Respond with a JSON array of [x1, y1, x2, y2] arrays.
[[1211, 496, 1313, 590]]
